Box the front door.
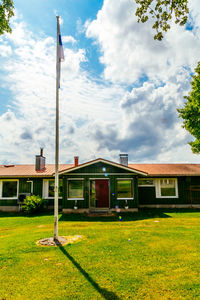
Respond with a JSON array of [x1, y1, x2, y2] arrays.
[[95, 180, 109, 207]]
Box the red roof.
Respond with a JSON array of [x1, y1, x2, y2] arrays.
[[0, 164, 73, 177], [0, 162, 200, 177], [129, 164, 200, 176]]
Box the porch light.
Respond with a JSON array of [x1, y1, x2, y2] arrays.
[[102, 167, 106, 172], [74, 200, 78, 210], [125, 199, 129, 209]]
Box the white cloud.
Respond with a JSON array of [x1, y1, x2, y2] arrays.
[[0, 19, 124, 164], [0, 45, 12, 57], [86, 0, 200, 84], [62, 36, 76, 44]]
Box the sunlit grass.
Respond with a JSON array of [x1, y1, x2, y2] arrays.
[[1, 210, 200, 299]]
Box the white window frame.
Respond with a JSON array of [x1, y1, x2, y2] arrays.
[[43, 179, 63, 199], [156, 178, 178, 198], [138, 178, 155, 187], [117, 178, 134, 200], [67, 178, 84, 200], [0, 179, 19, 199]]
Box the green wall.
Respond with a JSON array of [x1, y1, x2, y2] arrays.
[[62, 162, 138, 209], [138, 177, 198, 205]]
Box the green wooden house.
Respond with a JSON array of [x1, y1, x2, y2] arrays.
[[1, 151, 200, 212]]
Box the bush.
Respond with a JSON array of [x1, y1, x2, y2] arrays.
[[22, 195, 44, 214]]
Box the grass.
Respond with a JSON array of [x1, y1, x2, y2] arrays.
[[1, 209, 200, 299]]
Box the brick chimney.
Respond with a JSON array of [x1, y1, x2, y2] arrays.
[[119, 154, 128, 166], [74, 156, 79, 167], [35, 148, 46, 171]]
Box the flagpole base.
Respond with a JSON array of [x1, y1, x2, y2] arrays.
[[37, 235, 84, 247]]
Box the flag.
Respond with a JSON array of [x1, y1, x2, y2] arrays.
[[57, 26, 64, 88], [59, 34, 64, 61]]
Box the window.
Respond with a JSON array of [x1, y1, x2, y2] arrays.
[[68, 180, 84, 199], [156, 178, 178, 198], [117, 179, 133, 199], [138, 179, 154, 186], [48, 179, 63, 197], [0, 180, 18, 198], [43, 179, 63, 198]]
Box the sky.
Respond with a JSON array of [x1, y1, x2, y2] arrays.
[[0, 0, 200, 165]]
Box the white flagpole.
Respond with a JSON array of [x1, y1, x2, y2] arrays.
[[54, 15, 60, 241]]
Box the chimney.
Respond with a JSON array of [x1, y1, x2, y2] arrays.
[[35, 148, 46, 171], [119, 154, 128, 166], [74, 156, 79, 167]]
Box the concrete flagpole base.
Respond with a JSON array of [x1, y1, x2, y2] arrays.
[[37, 235, 84, 247]]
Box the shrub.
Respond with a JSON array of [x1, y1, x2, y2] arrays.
[[22, 195, 44, 214]]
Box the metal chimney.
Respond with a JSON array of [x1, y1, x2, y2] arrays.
[[119, 154, 128, 166], [35, 148, 46, 171]]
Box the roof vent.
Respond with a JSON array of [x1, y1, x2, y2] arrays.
[[4, 165, 15, 168], [35, 148, 46, 171], [119, 154, 128, 166]]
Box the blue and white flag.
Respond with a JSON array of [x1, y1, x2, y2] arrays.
[[57, 23, 64, 88], [59, 34, 64, 62]]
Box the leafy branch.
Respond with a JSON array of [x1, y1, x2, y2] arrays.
[[135, 0, 189, 40], [0, 0, 14, 35]]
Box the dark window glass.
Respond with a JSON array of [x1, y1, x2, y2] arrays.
[[160, 179, 176, 196], [117, 180, 133, 198], [48, 179, 63, 197], [68, 180, 83, 198], [2, 181, 17, 198], [138, 179, 154, 186]]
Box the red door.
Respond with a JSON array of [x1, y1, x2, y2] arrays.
[[95, 180, 109, 208]]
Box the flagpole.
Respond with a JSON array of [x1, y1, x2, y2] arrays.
[[54, 15, 60, 241]]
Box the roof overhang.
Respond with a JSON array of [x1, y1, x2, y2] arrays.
[[58, 158, 148, 176]]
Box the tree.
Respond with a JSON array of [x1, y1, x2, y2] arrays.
[[177, 62, 200, 154], [0, 0, 14, 35], [135, 0, 189, 40]]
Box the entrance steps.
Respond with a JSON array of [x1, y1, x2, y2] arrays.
[[88, 209, 114, 216]]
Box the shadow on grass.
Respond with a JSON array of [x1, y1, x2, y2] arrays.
[[0, 211, 54, 218], [59, 246, 120, 300], [59, 210, 172, 222], [1, 208, 200, 221]]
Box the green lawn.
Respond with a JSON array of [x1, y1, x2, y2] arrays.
[[1, 210, 200, 299]]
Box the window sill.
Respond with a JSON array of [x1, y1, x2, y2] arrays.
[[0, 197, 18, 200], [67, 198, 84, 200], [117, 198, 134, 200], [156, 196, 178, 198], [44, 197, 62, 199]]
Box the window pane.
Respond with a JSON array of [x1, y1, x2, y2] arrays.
[[138, 179, 154, 186], [48, 179, 63, 197], [160, 179, 176, 196], [117, 180, 132, 198], [2, 181, 17, 198], [68, 180, 83, 198]]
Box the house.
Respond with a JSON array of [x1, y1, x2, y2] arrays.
[[1, 150, 200, 212]]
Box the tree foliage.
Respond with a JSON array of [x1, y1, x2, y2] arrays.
[[178, 62, 200, 154], [135, 0, 189, 40], [0, 0, 14, 35]]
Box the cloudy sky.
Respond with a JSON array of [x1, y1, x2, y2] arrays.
[[0, 0, 200, 165]]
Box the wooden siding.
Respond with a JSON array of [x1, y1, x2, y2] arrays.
[[62, 162, 138, 209], [138, 177, 197, 205], [69, 162, 136, 174]]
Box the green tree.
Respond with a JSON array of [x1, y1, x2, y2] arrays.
[[0, 0, 14, 35], [178, 62, 200, 154], [135, 0, 189, 40]]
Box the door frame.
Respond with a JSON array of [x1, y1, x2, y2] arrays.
[[89, 178, 110, 209]]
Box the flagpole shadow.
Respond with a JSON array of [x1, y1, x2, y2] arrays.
[[59, 246, 120, 300]]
